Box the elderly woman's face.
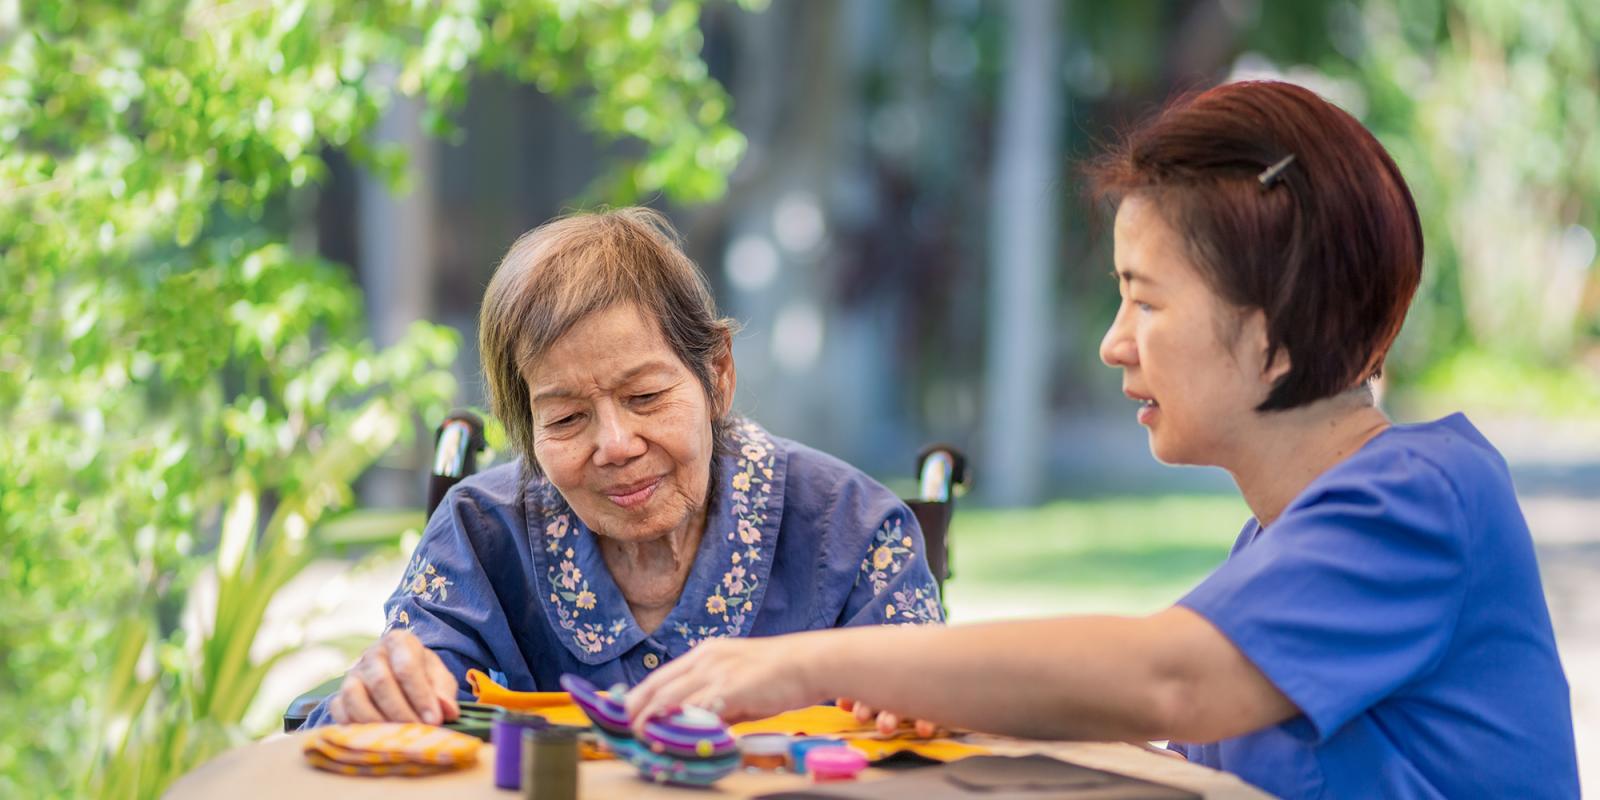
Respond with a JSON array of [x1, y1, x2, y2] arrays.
[[527, 304, 732, 543], [1099, 195, 1283, 466]]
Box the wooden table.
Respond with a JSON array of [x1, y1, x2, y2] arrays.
[[166, 732, 1271, 799]]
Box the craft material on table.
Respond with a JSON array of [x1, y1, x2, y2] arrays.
[[740, 734, 793, 771], [442, 701, 507, 741], [522, 727, 579, 800], [166, 732, 1272, 799], [467, 671, 882, 737], [729, 705, 879, 737], [492, 711, 550, 789], [803, 747, 868, 782], [788, 738, 842, 775], [301, 723, 481, 777], [466, 669, 992, 773], [562, 673, 742, 786], [465, 669, 594, 726], [754, 754, 1203, 799]]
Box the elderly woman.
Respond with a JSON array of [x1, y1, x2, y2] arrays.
[[627, 82, 1579, 798], [304, 208, 942, 728]]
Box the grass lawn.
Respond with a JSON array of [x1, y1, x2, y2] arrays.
[[940, 494, 1251, 622]]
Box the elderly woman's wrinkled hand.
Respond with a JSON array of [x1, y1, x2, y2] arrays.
[[837, 697, 941, 738], [328, 629, 461, 725], [624, 636, 817, 733]]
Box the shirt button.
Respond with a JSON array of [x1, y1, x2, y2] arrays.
[[643, 652, 660, 669]]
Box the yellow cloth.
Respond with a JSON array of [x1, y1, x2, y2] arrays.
[[465, 670, 988, 764], [733, 709, 991, 763], [843, 736, 992, 763], [729, 705, 878, 736]]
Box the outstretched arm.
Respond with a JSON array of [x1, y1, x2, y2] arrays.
[[626, 606, 1296, 743]]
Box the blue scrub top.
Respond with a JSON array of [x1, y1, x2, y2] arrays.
[[304, 419, 943, 728], [1170, 414, 1577, 798]]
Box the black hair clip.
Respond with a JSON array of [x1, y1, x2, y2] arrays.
[[1258, 154, 1296, 188]]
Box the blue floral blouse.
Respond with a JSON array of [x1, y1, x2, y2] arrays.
[[304, 419, 942, 727]]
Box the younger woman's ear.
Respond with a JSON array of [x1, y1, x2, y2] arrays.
[[1263, 347, 1292, 386], [1239, 308, 1291, 385]]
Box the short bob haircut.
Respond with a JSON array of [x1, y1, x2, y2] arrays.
[[479, 207, 739, 475], [1087, 80, 1424, 412]]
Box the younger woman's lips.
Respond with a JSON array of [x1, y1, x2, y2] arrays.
[[1137, 403, 1159, 426], [605, 477, 661, 508]]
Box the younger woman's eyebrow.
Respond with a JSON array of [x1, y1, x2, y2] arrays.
[[1117, 268, 1154, 286]]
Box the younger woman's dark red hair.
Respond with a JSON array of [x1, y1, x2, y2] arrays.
[[1087, 80, 1423, 411]]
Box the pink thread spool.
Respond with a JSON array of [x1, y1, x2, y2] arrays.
[[804, 746, 867, 782]]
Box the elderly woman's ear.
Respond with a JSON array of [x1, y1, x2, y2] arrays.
[[712, 327, 737, 420]]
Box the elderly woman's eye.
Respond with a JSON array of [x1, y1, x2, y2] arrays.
[[631, 391, 663, 404], [548, 413, 581, 427]]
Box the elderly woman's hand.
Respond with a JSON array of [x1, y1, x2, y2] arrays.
[[838, 697, 941, 738], [624, 635, 821, 733], [328, 629, 461, 725]]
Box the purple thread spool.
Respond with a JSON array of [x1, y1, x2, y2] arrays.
[[492, 711, 550, 789]]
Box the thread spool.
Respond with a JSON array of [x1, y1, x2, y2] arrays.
[[739, 734, 792, 771], [491, 711, 549, 789], [805, 746, 867, 782], [788, 737, 842, 774], [522, 728, 578, 800]]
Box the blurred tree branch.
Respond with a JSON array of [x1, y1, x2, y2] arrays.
[[0, 1, 749, 796]]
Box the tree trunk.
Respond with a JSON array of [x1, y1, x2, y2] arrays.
[[982, 0, 1063, 506]]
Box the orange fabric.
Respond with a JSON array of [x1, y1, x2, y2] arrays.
[[465, 669, 574, 708], [303, 723, 480, 777], [463, 669, 594, 726], [303, 749, 455, 777], [464, 670, 987, 763], [315, 722, 481, 765]]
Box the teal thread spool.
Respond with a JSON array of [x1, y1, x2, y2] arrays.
[[788, 737, 842, 774]]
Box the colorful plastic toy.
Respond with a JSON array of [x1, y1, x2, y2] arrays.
[[559, 674, 740, 786]]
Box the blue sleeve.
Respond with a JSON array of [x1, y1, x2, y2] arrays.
[[301, 490, 505, 728], [838, 495, 945, 627], [1177, 449, 1470, 741]]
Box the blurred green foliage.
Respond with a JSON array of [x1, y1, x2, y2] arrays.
[[1331, 0, 1600, 411], [945, 496, 1247, 619], [0, 1, 746, 796]]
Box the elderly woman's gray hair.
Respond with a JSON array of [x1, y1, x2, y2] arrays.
[[479, 207, 740, 475]]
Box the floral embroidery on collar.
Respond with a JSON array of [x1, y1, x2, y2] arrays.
[[527, 480, 635, 660], [672, 420, 783, 648], [527, 421, 787, 661], [859, 516, 942, 624]]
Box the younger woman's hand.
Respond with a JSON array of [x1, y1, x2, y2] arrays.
[[624, 635, 820, 733]]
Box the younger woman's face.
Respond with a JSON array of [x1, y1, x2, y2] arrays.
[[1099, 195, 1283, 467]]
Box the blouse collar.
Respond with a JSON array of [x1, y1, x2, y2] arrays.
[[526, 419, 789, 665]]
